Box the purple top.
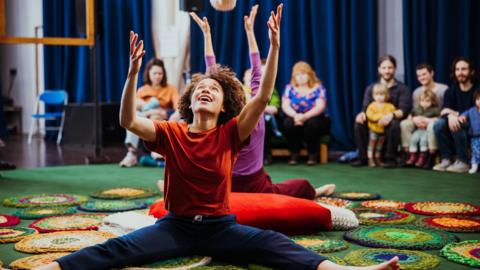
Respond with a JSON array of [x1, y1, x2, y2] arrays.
[[205, 53, 265, 176]]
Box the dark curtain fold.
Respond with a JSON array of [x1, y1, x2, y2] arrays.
[[403, 0, 480, 89], [43, 0, 154, 103], [191, 0, 378, 150]]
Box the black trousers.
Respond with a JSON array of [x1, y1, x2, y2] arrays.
[[354, 119, 401, 160], [283, 115, 331, 155]]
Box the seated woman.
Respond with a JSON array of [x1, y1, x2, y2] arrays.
[[119, 58, 179, 167], [187, 5, 335, 200], [282, 61, 331, 165]]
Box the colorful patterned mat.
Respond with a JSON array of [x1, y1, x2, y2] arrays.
[[15, 231, 116, 253], [3, 194, 88, 208], [78, 200, 148, 212], [122, 256, 212, 269], [12, 207, 77, 219], [315, 197, 356, 208], [9, 252, 70, 270], [0, 227, 38, 243], [29, 214, 107, 233], [332, 192, 380, 201], [441, 240, 480, 268], [0, 214, 21, 226], [405, 202, 480, 216], [416, 216, 480, 232], [344, 225, 458, 250], [353, 208, 416, 225], [344, 248, 440, 270], [91, 187, 157, 200], [360, 200, 406, 210], [291, 235, 348, 253]]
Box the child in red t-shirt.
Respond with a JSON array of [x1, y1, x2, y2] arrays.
[[38, 5, 398, 270]]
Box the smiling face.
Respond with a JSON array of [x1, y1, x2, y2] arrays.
[[378, 60, 396, 82], [190, 78, 225, 116], [416, 68, 434, 86]]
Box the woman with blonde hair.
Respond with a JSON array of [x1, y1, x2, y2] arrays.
[[282, 61, 330, 165]]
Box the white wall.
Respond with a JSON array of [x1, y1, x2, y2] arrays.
[[378, 0, 405, 82], [151, 0, 190, 94], [0, 0, 44, 134]]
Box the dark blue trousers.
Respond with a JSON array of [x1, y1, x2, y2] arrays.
[[433, 118, 470, 163], [56, 213, 326, 270]]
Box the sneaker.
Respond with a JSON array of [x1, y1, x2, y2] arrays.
[[288, 153, 300, 165], [151, 152, 164, 160], [351, 158, 368, 167], [446, 160, 470, 173], [307, 154, 318, 166], [469, 164, 478, 174], [119, 152, 137, 167], [368, 158, 376, 167], [432, 159, 452, 172]]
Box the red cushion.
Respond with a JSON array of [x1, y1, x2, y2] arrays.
[[149, 193, 332, 235]]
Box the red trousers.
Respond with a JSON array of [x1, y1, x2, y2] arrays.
[[232, 168, 316, 200]]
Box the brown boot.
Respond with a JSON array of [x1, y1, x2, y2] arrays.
[[415, 152, 427, 168]]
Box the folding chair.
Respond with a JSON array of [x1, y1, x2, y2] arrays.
[[28, 90, 68, 145]]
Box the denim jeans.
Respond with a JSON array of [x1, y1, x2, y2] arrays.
[[433, 118, 469, 163]]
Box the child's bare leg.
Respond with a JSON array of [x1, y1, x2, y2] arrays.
[[318, 257, 399, 270], [368, 138, 377, 167], [156, 179, 164, 193]]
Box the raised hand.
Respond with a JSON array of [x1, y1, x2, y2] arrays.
[[244, 4, 258, 33], [267, 3, 283, 48], [190, 12, 211, 34], [129, 31, 145, 75]]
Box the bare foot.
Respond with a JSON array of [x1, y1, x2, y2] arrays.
[[315, 184, 336, 197], [32, 261, 62, 270], [156, 179, 164, 193], [318, 257, 399, 270], [360, 257, 400, 270]]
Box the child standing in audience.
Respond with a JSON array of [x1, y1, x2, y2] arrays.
[[459, 90, 480, 174], [405, 90, 441, 167], [366, 83, 397, 166]]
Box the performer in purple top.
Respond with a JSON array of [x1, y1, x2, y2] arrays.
[[187, 5, 335, 200]]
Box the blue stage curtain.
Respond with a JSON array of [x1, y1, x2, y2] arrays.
[[403, 0, 480, 89], [43, 0, 154, 103], [191, 0, 378, 150]]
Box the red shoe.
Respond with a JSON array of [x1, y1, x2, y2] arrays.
[[415, 152, 427, 168], [405, 152, 417, 166]]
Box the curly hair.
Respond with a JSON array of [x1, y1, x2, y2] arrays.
[[178, 66, 246, 125]]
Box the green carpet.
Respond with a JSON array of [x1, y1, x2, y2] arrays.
[[0, 163, 479, 269]]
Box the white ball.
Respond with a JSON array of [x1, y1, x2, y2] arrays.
[[210, 0, 237, 11]]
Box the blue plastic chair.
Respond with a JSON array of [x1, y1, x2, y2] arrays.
[[28, 90, 68, 145]]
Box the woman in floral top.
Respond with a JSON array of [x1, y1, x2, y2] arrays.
[[281, 61, 330, 165]]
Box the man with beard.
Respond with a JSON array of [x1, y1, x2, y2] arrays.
[[351, 55, 411, 168], [400, 64, 448, 169], [433, 57, 478, 173]]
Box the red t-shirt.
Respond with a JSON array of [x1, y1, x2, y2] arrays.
[[145, 118, 246, 216]]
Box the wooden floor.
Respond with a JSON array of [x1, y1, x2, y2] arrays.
[[0, 135, 126, 169]]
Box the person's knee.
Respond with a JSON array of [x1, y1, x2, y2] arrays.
[[433, 118, 446, 133], [400, 119, 414, 131]]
